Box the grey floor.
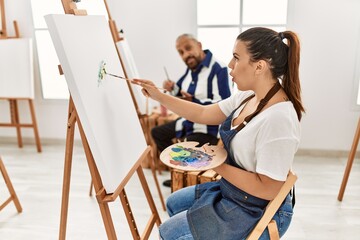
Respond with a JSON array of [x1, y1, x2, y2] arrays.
[[0, 141, 359, 239]]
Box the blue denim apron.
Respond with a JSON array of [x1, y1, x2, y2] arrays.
[[187, 82, 293, 240]]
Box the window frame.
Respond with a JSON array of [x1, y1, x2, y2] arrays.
[[196, 0, 289, 64]]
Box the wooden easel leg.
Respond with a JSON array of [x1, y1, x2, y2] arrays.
[[77, 115, 118, 239], [0, 0, 7, 38], [137, 166, 162, 228], [148, 149, 166, 211], [118, 166, 161, 240], [60, 98, 118, 239], [59, 101, 76, 240], [96, 189, 117, 240], [119, 189, 141, 240], [99, 204, 117, 239], [9, 99, 23, 148], [139, 115, 166, 210], [13, 20, 20, 38], [338, 118, 360, 201], [28, 99, 42, 152], [147, 115, 163, 175], [89, 180, 93, 196], [0, 158, 22, 213], [154, 145, 163, 175]]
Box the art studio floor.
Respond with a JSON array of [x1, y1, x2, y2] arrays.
[[0, 141, 359, 239]]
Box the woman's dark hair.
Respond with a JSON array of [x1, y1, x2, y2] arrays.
[[237, 27, 305, 121]]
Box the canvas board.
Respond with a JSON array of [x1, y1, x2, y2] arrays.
[[45, 14, 147, 193], [0, 38, 34, 99]]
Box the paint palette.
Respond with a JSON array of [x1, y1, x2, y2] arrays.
[[159, 141, 227, 171]]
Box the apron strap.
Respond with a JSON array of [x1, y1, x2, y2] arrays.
[[291, 185, 296, 208], [230, 94, 255, 115], [235, 81, 282, 132]]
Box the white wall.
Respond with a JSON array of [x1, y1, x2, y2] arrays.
[[108, 0, 197, 84], [287, 0, 360, 150], [0, 0, 359, 152]]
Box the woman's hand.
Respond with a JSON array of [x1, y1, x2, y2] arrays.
[[163, 79, 175, 91], [132, 78, 165, 101]]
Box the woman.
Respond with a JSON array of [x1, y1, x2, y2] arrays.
[[134, 27, 304, 240]]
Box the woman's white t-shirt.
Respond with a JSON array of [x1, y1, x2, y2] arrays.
[[218, 91, 301, 181]]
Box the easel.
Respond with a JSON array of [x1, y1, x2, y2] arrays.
[[103, 0, 169, 178], [0, 156, 22, 213], [338, 117, 360, 201], [103, 0, 153, 152], [0, 0, 42, 152], [85, 0, 166, 210], [60, 98, 161, 239], [58, 2, 161, 239], [0, 0, 19, 40]]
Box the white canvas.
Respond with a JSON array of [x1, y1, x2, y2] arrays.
[[116, 40, 148, 114], [45, 14, 147, 193], [0, 38, 34, 99]]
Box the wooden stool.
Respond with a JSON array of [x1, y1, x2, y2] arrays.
[[170, 139, 223, 192], [171, 169, 221, 193]]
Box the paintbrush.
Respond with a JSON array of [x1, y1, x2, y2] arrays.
[[98, 60, 167, 92], [106, 72, 132, 82], [108, 72, 168, 92], [98, 60, 132, 83], [164, 66, 170, 80]]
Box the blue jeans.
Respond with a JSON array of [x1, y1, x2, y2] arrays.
[[159, 185, 293, 240], [159, 186, 195, 240]]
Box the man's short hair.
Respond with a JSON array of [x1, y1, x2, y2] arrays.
[[176, 33, 199, 43]]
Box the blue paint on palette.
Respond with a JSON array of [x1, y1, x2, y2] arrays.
[[169, 145, 213, 168]]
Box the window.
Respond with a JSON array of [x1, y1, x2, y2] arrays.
[[30, 0, 108, 99], [197, 0, 288, 64]]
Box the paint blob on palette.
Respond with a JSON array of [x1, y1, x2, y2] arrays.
[[160, 141, 227, 171], [169, 145, 213, 168]]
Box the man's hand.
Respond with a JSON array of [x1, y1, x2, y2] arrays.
[[180, 91, 193, 102], [163, 80, 175, 92]]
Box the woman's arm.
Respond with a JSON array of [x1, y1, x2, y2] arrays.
[[133, 78, 227, 125], [213, 163, 285, 200]]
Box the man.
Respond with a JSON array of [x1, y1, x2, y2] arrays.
[[151, 33, 232, 187]]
